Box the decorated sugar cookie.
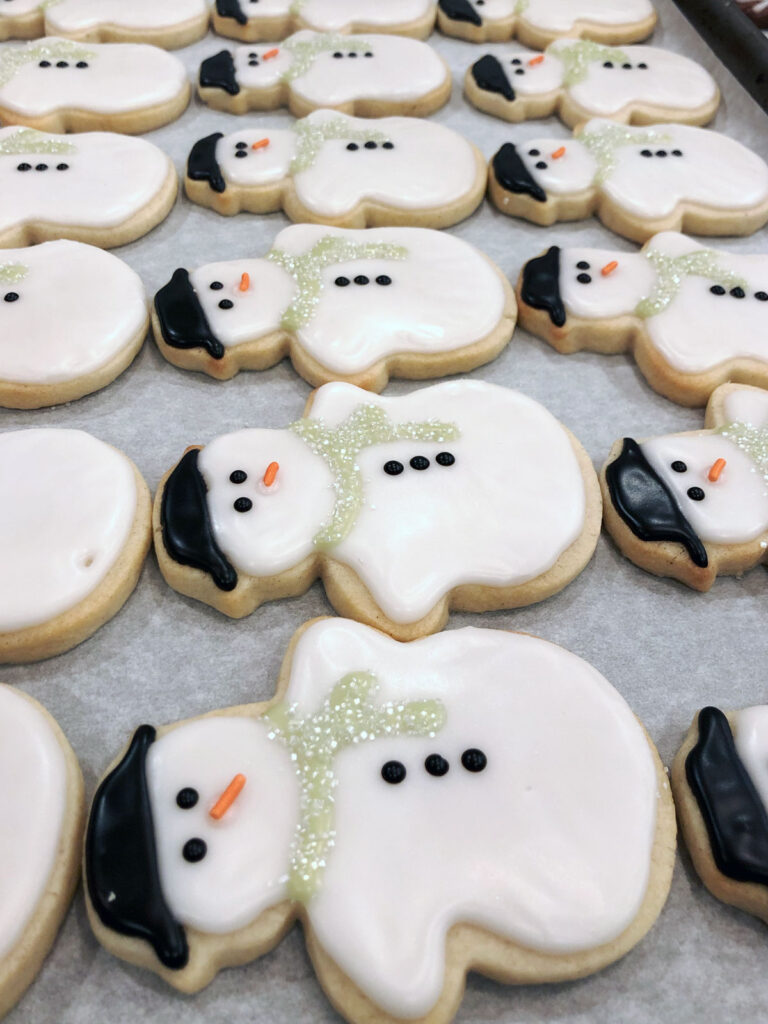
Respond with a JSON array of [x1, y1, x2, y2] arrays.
[[674, 705, 768, 929], [0, 685, 84, 1018], [489, 119, 768, 243], [437, 0, 656, 46], [602, 383, 768, 590], [43, 0, 209, 47], [212, 0, 436, 44], [0, 38, 189, 134], [153, 225, 516, 388], [185, 110, 486, 227], [84, 617, 675, 1022], [0, 428, 151, 662], [154, 380, 600, 638], [466, 41, 718, 128], [518, 232, 768, 407], [0, 240, 147, 408], [0, 0, 44, 41], [0, 126, 177, 249], [198, 31, 451, 118]]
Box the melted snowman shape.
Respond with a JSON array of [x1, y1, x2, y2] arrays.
[[519, 232, 768, 406], [156, 380, 598, 637], [490, 119, 768, 242], [43, 0, 209, 46], [603, 382, 768, 590], [0, 686, 83, 1018], [84, 618, 672, 1022], [184, 108, 485, 226], [198, 30, 450, 118], [0, 38, 189, 133], [468, 40, 718, 128], [152, 224, 514, 387], [0, 239, 147, 407], [438, 0, 656, 45], [212, 0, 436, 43]]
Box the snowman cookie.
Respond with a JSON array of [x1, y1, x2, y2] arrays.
[[0, 428, 151, 662], [0, 126, 177, 248], [518, 233, 768, 407], [198, 31, 451, 118], [438, 0, 656, 46], [0, 685, 84, 1018], [489, 119, 768, 243], [0, 0, 44, 40], [84, 617, 675, 1022], [43, 0, 209, 47], [674, 704, 768, 930], [154, 380, 600, 639], [0, 38, 189, 135], [153, 225, 516, 388], [0, 240, 147, 408], [212, 0, 436, 44], [466, 41, 719, 128], [185, 110, 486, 227], [602, 383, 768, 591]]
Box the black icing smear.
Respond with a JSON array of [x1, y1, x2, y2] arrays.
[[155, 269, 225, 360], [438, 0, 482, 26], [200, 50, 240, 96], [215, 0, 246, 25], [605, 438, 708, 568], [521, 246, 565, 327], [161, 448, 238, 592], [687, 706, 768, 886], [471, 55, 515, 101], [85, 726, 189, 970], [187, 133, 226, 194], [492, 143, 547, 203]]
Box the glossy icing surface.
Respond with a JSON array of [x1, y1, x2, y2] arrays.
[[45, 0, 208, 32], [0, 686, 67, 961], [292, 0, 431, 31], [444, 0, 653, 29], [0, 239, 146, 384], [0, 0, 40, 16], [0, 428, 137, 631]]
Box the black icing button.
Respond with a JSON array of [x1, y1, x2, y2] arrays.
[[515, 68, 525, 75], [640, 149, 652, 157], [333, 51, 343, 58], [622, 62, 632, 69], [603, 61, 614, 68], [182, 838, 207, 862], [381, 760, 406, 784], [218, 299, 234, 309], [56, 60, 68, 67], [376, 275, 392, 286], [56, 163, 69, 171], [176, 787, 199, 809], [335, 276, 350, 287], [235, 141, 247, 149], [577, 273, 592, 284], [382, 141, 394, 149], [346, 142, 359, 151], [39, 60, 51, 67], [349, 51, 357, 57], [461, 748, 487, 772], [671, 460, 687, 473], [384, 460, 404, 476], [435, 451, 455, 466], [410, 456, 429, 471], [3, 292, 19, 303], [16, 163, 30, 171], [210, 281, 224, 290], [710, 285, 726, 295], [229, 469, 247, 483], [354, 275, 369, 285], [535, 160, 547, 169], [672, 149, 683, 156], [528, 149, 540, 156], [35, 163, 47, 171], [76, 61, 88, 68], [235, 150, 247, 158], [233, 496, 253, 512], [364, 141, 377, 149], [425, 754, 449, 777], [365, 52, 373, 57], [687, 487, 705, 501], [656, 150, 667, 157], [638, 62, 648, 68], [731, 287, 746, 298]]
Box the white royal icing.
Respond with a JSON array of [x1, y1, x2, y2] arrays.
[[454, 0, 654, 31], [213, 109, 480, 218], [0, 126, 171, 237], [196, 380, 587, 623], [721, 386, 768, 429], [734, 706, 768, 815], [146, 619, 658, 1019], [0, 0, 40, 18], [0, 428, 137, 631], [227, 30, 447, 108], [223, 0, 432, 32], [0, 686, 67, 961], [186, 224, 507, 373], [44, 0, 208, 34], [0, 239, 146, 385], [0, 38, 187, 118]]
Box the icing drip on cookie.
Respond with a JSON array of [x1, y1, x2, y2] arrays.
[[291, 115, 387, 173], [282, 33, 372, 82], [580, 122, 670, 182], [0, 127, 75, 155], [636, 248, 748, 317], [0, 40, 95, 88], [265, 671, 445, 902], [551, 40, 628, 86]]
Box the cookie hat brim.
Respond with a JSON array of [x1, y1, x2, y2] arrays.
[[521, 245, 566, 327], [200, 50, 240, 97], [155, 268, 226, 360], [492, 143, 548, 203], [471, 55, 516, 102], [187, 133, 227, 194]]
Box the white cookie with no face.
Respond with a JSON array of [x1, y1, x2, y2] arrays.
[[43, 0, 209, 46], [212, 0, 436, 43]]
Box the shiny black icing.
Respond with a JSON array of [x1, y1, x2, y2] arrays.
[[605, 438, 708, 568], [200, 50, 240, 96], [686, 706, 768, 885], [438, 0, 482, 25], [521, 246, 566, 327], [215, 0, 246, 25], [471, 55, 515, 101], [187, 133, 226, 194], [161, 448, 238, 592], [154, 269, 225, 360], [492, 143, 547, 203], [85, 725, 189, 970]]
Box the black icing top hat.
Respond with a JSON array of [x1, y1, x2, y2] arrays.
[[155, 268, 226, 360]]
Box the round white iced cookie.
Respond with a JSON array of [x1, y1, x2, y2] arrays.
[[439, 0, 656, 43], [84, 618, 672, 1021], [213, 0, 435, 40], [44, 0, 209, 45]]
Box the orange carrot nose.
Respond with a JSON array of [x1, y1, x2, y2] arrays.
[[263, 48, 279, 60], [252, 137, 270, 150], [708, 458, 726, 482], [551, 146, 566, 159], [239, 272, 250, 292], [528, 55, 545, 66], [263, 461, 279, 487], [601, 260, 619, 277], [210, 774, 246, 820]]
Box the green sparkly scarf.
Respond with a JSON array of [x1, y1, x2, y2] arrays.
[[281, 33, 372, 83], [717, 422, 768, 484], [580, 122, 670, 183], [291, 115, 388, 173], [0, 127, 75, 156], [0, 40, 94, 88], [550, 40, 629, 87], [265, 670, 446, 903], [635, 248, 748, 318], [0, 263, 28, 285]]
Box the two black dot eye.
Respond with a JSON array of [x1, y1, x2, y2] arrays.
[[183, 838, 207, 863], [230, 469, 247, 483], [210, 280, 224, 290], [687, 486, 705, 501], [383, 452, 455, 475], [381, 749, 487, 784], [425, 753, 449, 776], [176, 787, 199, 809], [3, 292, 19, 303]]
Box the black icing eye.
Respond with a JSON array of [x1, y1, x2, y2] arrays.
[[381, 760, 406, 784], [687, 487, 705, 501], [425, 754, 449, 777], [756, 291, 768, 301], [511, 58, 522, 65], [176, 787, 199, 809], [248, 58, 258, 66], [382, 141, 394, 149], [39, 60, 51, 67], [577, 273, 592, 284], [35, 163, 48, 171], [576, 261, 590, 270], [218, 299, 234, 309], [335, 276, 350, 286], [230, 469, 247, 483], [210, 280, 224, 290], [671, 460, 687, 473], [603, 61, 614, 68], [76, 61, 88, 68], [528, 148, 540, 156], [354, 275, 369, 285], [235, 150, 247, 158], [535, 161, 547, 169], [234, 496, 253, 512], [376, 275, 392, 286], [731, 287, 746, 298], [461, 748, 487, 772], [435, 451, 455, 466], [56, 163, 68, 171], [384, 460, 404, 475], [410, 456, 429, 471], [235, 141, 247, 150], [515, 68, 525, 75], [16, 163, 31, 171], [347, 142, 359, 151], [364, 141, 377, 149], [3, 292, 19, 303], [710, 285, 726, 295], [56, 60, 68, 68], [640, 149, 652, 157], [182, 838, 207, 862]]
